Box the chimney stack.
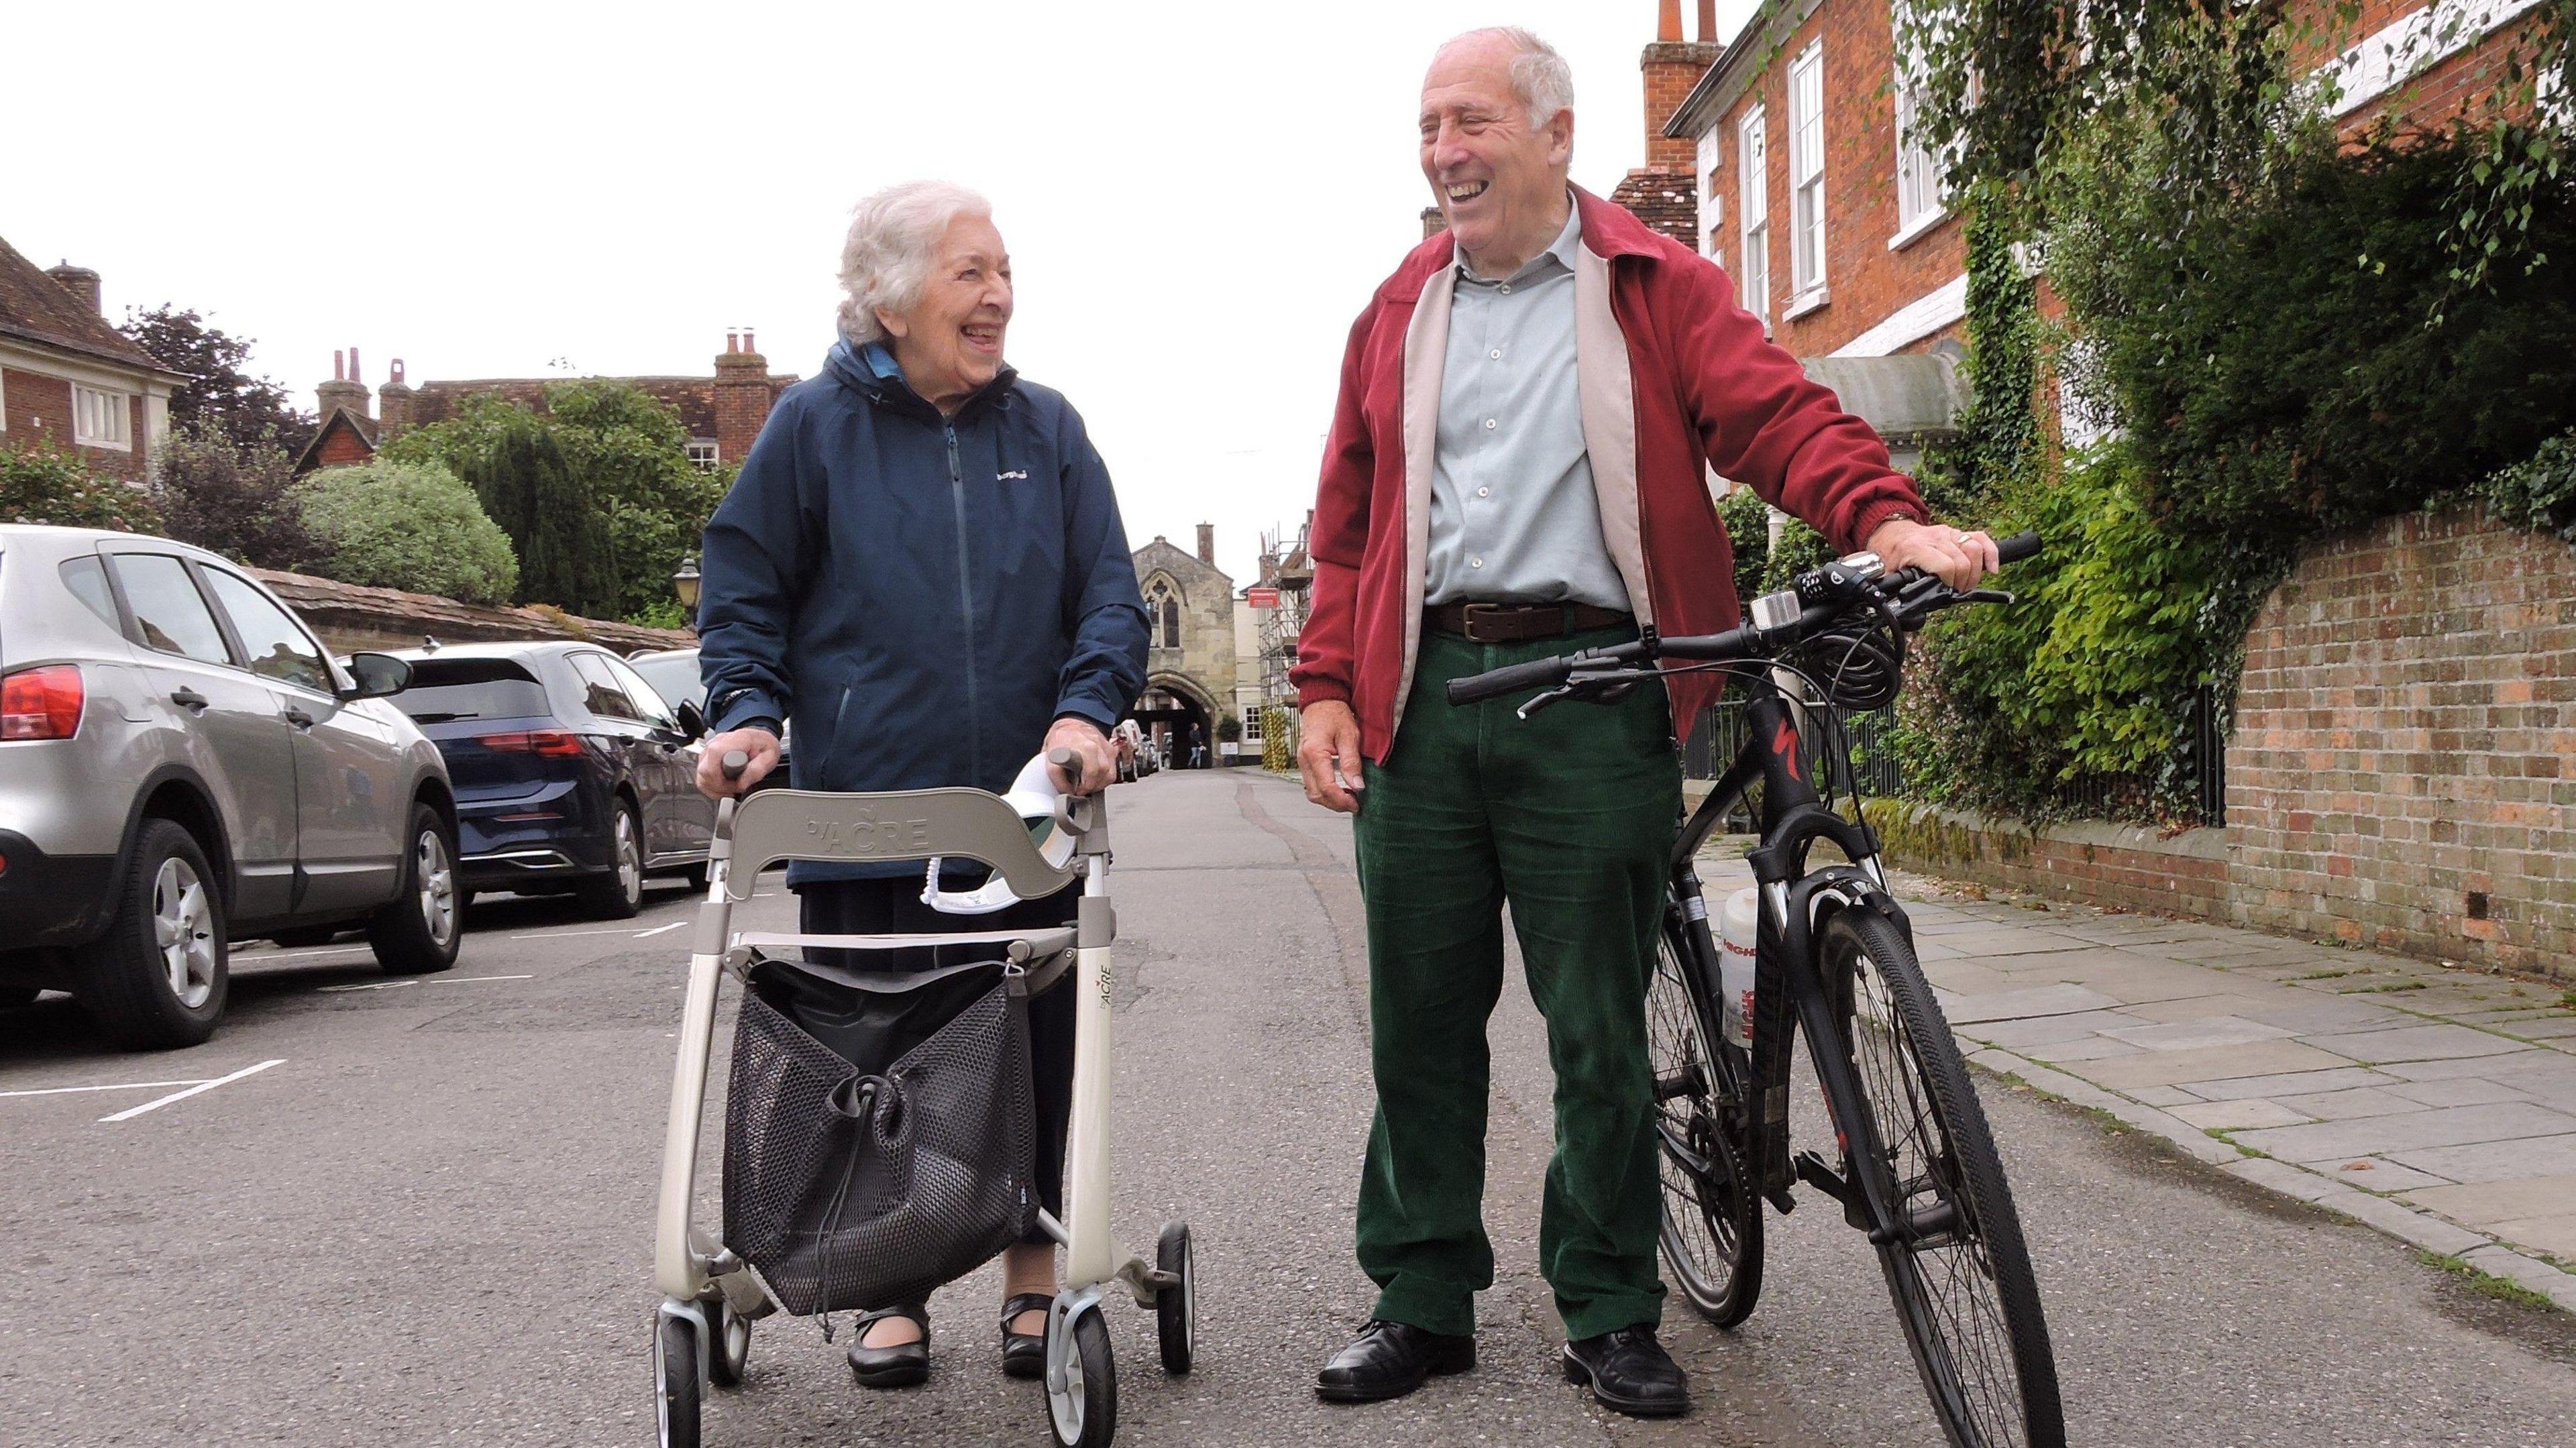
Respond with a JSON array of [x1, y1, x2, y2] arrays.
[[377, 357, 415, 433], [1697, 0, 1717, 42], [713, 323, 772, 471], [1657, 0, 1682, 42], [46, 262, 102, 315], [1641, 5, 1723, 174], [1197, 523, 1215, 566], [726, 331, 739, 354], [317, 349, 370, 422]]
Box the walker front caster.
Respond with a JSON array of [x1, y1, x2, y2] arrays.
[[653, 1308, 702, 1448], [706, 1296, 751, 1388], [1156, 1222, 1195, 1375], [1045, 1300, 1118, 1447]]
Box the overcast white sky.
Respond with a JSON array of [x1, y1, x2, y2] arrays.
[[5, 1, 1756, 583]]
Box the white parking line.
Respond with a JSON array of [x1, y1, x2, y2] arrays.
[[509, 925, 667, 940], [99, 1059, 284, 1122], [429, 974, 535, 985], [0, 1077, 211, 1100], [316, 979, 418, 993], [633, 921, 688, 938], [238, 945, 374, 962]]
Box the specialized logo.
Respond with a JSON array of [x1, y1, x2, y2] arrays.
[[997, 469, 1029, 480], [1772, 719, 1803, 782]]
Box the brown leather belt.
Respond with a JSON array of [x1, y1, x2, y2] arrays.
[[1424, 601, 1634, 644]]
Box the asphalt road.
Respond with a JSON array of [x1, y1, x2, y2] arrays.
[[3, 768, 2573, 1447]]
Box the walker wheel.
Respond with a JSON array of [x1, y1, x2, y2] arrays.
[[1156, 1222, 1195, 1375], [706, 1297, 751, 1388], [653, 1311, 702, 1448], [1046, 1306, 1118, 1447]]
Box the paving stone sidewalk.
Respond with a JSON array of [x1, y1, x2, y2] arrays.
[[1695, 842, 2576, 1311]]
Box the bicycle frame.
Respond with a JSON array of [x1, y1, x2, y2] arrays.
[[1662, 672, 1924, 1230]]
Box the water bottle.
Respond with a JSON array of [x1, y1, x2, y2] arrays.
[[1717, 887, 1760, 1049]]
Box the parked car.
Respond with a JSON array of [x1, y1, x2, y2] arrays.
[[624, 646, 792, 791], [0, 525, 459, 1049], [391, 641, 714, 917], [1114, 719, 1157, 783]]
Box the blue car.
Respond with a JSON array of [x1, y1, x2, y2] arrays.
[[389, 641, 715, 917], [625, 646, 792, 792]]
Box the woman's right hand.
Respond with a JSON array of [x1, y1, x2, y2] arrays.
[[697, 727, 783, 798]]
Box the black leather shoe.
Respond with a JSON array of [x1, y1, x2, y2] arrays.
[[1562, 1325, 1689, 1418], [1315, 1319, 1476, 1403], [847, 1303, 930, 1388], [999, 1292, 1051, 1380]]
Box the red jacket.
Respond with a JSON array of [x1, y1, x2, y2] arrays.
[[1291, 188, 1927, 762]]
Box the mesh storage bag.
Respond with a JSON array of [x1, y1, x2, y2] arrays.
[[722, 954, 1038, 1317]]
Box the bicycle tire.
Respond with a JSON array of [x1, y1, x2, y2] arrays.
[[1646, 922, 1764, 1327], [1818, 907, 2063, 1448]]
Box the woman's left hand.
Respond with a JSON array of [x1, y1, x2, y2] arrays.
[[1044, 718, 1118, 795]]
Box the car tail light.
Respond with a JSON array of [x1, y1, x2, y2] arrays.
[[478, 729, 584, 757], [1, 665, 83, 741]]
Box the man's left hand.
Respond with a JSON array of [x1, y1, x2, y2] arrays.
[[1865, 517, 1999, 592], [1044, 717, 1117, 796]]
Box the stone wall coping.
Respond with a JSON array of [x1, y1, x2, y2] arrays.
[[1875, 799, 2234, 863], [250, 567, 695, 656]]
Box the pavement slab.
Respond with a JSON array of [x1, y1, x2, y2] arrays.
[[2100, 1017, 2296, 1052], [2401, 1174, 2576, 1227], [2080, 1040, 2357, 1090], [2169, 1099, 2312, 1131], [2304, 1157, 2457, 1192], [1937, 983, 2127, 1023], [2388, 1133, 2576, 1184], [2304, 1023, 2541, 1064], [2268, 1087, 2431, 1120], [2229, 1103, 2576, 1162]]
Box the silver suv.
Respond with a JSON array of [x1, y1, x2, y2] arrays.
[[0, 525, 461, 1049]]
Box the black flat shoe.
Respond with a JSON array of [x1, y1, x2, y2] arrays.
[[847, 1302, 930, 1388], [999, 1292, 1052, 1380], [1561, 1325, 1689, 1418], [1315, 1319, 1476, 1403]]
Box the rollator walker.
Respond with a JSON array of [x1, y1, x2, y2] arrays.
[[651, 748, 1195, 1448]]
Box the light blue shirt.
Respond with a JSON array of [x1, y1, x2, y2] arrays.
[[1423, 202, 1631, 611]]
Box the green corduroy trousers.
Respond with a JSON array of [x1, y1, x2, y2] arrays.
[[1350, 622, 1682, 1341]]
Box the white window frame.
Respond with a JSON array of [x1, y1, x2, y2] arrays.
[[73, 384, 132, 450], [1787, 42, 1829, 310], [1890, 13, 1951, 249], [1736, 105, 1771, 321], [686, 439, 720, 471]]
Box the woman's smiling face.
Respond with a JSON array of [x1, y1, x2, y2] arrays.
[[878, 213, 1013, 414]]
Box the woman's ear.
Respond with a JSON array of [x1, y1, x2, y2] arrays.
[[875, 307, 910, 341]]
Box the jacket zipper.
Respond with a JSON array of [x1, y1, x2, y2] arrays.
[[946, 423, 982, 783]]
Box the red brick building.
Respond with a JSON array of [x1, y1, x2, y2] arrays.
[[0, 237, 187, 482], [293, 331, 797, 476]]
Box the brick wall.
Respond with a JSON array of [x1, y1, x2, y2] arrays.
[[1880, 509, 2575, 983], [2229, 508, 2575, 974], [1699, 0, 1967, 357], [0, 367, 145, 481]]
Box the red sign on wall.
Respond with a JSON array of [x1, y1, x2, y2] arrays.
[[1246, 588, 1281, 608]]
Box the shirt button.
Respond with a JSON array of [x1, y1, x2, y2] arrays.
[[1477, 487, 1490, 498], [1470, 557, 1485, 568], [1483, 418, 1497, 430], [1499, 284, 1513, 294], [1489, 349, 1503, 359]]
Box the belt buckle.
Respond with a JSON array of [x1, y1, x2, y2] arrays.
[[1459, 603, 1513, 644]]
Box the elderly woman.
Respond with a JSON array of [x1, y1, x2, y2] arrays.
[[694, 180, 1150, 1388]]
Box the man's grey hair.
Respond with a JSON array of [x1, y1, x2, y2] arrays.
[[1442, 25, 1574, 129], [836, 180, 993, 345]]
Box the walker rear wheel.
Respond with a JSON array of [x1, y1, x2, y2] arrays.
[[1156, 1222, 1195, 1375], [1046, 1306, 1117, 1447], [653, 1312, 701, 1448], [706, 1297, 751, 1387]]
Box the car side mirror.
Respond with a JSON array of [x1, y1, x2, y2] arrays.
[[342, 652, 413, 700], [674, 698, 707, 740]]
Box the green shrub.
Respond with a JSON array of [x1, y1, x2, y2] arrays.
[[2473, 429, 2576, 542], [299, 461, 519, 605], [1, 443, 162, 533], [1759, 516, 1832, 596], [1715, 488, 1771, 616]]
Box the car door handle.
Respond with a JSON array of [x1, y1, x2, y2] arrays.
[[170, 688, 209, 712], [284, 706, 316, 729]]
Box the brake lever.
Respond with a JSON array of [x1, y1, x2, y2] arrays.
[[1959, 588, 2017, 607], [1515, 685, 1573, 720]]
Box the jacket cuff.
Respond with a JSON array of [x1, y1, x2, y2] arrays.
[[1849, 498, 1929, 557], [1294, 681, 1352, 710], [1051, 698, 1119, 734], [712, 691, 787, 736]]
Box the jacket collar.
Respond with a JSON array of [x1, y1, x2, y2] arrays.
[[826, 337, 1018, 422], [1570, 185, 1663, 261]]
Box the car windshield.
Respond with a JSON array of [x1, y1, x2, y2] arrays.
[[626, 652, 702, 710], [396, 657, 550, 724]]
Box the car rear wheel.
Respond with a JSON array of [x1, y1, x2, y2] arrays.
[[76, 820, 229, 1050], [369, 803, 462, 974], [577, 803, 646, 920]]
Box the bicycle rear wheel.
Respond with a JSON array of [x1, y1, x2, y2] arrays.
[[1819, 907, 2063, 1448], [1646, 922, 1763, 1327]]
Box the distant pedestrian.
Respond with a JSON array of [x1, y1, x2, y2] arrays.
[[693, 179, 1150, 1390], [1187, 722, 1207, 769], [1291, 26, 1997, 1418]]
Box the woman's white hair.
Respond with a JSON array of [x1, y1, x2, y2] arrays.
[[836, 180, 994, 345], [1442, 25, 1574, 130]]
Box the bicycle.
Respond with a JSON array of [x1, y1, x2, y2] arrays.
[[1445, 531, 2063, 1448]]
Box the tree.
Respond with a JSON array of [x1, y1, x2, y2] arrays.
[[460, 420, 616, 614], [1, 443, 162, 533], [298, 461, 518, 605], [117, 306, 315, 459], [151, 421, 315, 570]]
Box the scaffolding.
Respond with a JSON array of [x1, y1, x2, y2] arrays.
[[1251, 514, 1313, 769]]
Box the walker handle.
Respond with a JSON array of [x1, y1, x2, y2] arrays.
[[721, 749, 749, 781]]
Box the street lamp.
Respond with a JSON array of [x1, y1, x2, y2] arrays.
[[672, 554, 702, 614]]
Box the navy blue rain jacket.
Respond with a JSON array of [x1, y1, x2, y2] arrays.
[[697, 341, 1150, 882]]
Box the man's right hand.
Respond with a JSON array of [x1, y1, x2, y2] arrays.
[[1297, 700, 1366, 814], [696, 726, 782, 799]]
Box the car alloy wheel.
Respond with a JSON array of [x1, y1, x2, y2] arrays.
[[153, 857, 219, 1011], [416, 829, 458, 948], [616, 811, 643, 907]]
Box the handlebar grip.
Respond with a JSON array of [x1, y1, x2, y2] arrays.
[[720, 749, 749, 781], [1047, 746, 1081, 771], [1994, 530, 2042, 565], [1446, 654, 1574, 706]]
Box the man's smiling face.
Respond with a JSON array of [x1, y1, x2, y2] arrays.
[[1419, 34, 1573, 269]]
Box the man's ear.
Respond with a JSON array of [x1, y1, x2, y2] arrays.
[[1546, 107, 1576, 170]]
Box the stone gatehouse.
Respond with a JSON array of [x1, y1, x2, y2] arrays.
[[1129, 526, 1236, 766]]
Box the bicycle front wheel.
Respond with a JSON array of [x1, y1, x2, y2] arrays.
[[1646, 923, 1762, 1327], [1820, 907, 2063, 1448]]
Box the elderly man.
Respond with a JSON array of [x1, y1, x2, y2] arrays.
[[1292, 28, 1995, 1417], [694, 180, 1149, 1388]]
